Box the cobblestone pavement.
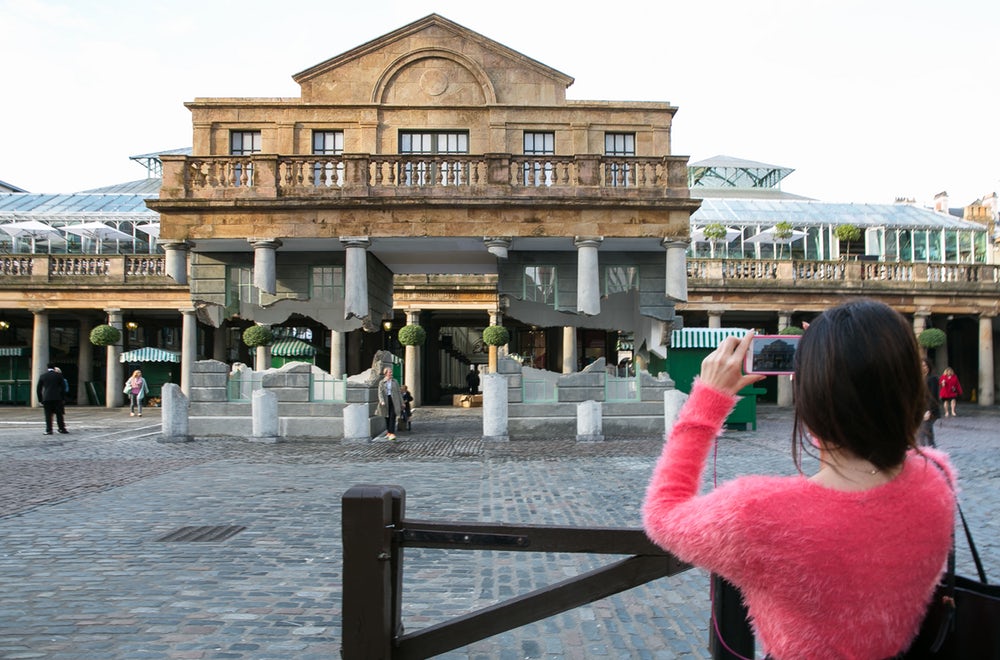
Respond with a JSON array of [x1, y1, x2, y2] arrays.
[[1, 402, 998, 659]]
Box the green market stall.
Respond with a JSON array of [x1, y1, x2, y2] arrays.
[[119, 347, 181, 400], [660, 328, 767, 430], [0, 346, 30, 404], [270, 338, 317, 368]]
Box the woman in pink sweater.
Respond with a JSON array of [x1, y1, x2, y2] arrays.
[[643, 299, 955, 659]]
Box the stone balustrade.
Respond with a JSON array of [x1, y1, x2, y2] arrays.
[[158, 153, 689, 200], [0, 254, 169, 283]]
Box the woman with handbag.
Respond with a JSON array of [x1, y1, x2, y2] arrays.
[[643, 299, 956, 659], [123, 369, 149, 417]]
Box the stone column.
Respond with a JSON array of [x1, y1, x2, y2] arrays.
[[912, 311, 929, 336], [30, 309, 49, 407], [250, 239, 282, 295], [162, 241, 191, 285], [575, 237, 603, 316], [776, 311, 793, 407], [662, 239, 689, 302], [934, 319, 949, 375], [105, 309, 123, 408], [482, 372, 509, 442], [404, 310, 421, 407], [562, 326, 577, 374], [331, 330, 346, 377], [180, 308, 197, 395], [341, 237, 370, 321], [979, 315, 995, 406], [77, 317, 93, 405], [708, 311, 723, 329]]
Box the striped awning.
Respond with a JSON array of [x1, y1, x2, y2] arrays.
[[670, 328, 750, 349], [0, 346, 26, 357], [271, 338, 316, 357], [120, 347, 182, 363]]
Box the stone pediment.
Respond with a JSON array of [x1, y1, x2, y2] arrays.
[[292, 14, 574, 107]]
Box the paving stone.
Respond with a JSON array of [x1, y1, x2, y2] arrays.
[[0, 404, 997, 658]]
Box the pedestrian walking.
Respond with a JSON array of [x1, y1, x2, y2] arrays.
[[375, 367, 403, 441], [123, 369, 149, 417], [917, 357, 940, 447], [938, 367, 962, 417], [36, 363, 69, 435], [466, 365, 480, 394], [400, 384, 413, 431], [643, 299, 955, 659]]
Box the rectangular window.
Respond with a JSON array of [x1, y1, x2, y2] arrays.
[[523, 265, 557, 306], [230, 130, 261, 186], [226, 266, 259, 308], [605, 132, 635, 187], [603, 266, 638, 295], [523, 131, 555, 186], [312, 131, 345, 187], [399, 131, 469, 185], [310, 266, 344, 302]]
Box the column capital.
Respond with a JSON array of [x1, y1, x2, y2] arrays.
[[249, 239, 282, 250], [340, 236, 371, 249], [483, 237, 512, 258], [574, 236, 604, 249], [161, 240, 193, 252], [661, 237, 690, 250]]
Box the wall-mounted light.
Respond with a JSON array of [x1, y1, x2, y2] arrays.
[[126, 321, 139, 331], [0, 321, 9, 330], [382, 320, 393, 332]]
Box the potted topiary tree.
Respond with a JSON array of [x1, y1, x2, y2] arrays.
[[918, 328, 946, 356], [397, 324, 427, 347], [242, 324, 274, 370], [774, 221, 794, 259], [481, 325, 510, 374], [89, 324, 122, 347], [703, 223, 728, 258], [834, 224, 861, 260], [778, 326, 805, 336]]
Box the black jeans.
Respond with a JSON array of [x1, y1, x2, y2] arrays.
[[385, 399, 397, 434], [42, 400, 66, 433]]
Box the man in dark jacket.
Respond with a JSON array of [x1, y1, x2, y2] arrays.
[[917, 357, 939, 447], [36, 363, 68, 435]]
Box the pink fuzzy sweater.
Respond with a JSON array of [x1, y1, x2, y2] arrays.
[[643, 382, 955, 660]]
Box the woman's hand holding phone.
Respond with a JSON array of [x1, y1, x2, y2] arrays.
[[699, 332, 766, 396]]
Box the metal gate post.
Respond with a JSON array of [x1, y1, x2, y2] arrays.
[[341, 485, 405, 659], [709, 574, 755, 659]]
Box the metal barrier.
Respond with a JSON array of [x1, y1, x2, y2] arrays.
[[341, 485, 755, 659]]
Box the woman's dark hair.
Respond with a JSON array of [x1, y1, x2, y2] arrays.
[[793, 299, 923, 471]]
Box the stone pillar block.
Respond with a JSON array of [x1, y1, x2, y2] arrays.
[[482, 372, 509, 441], [576, 400, 604, 442], [664, 389, 689, 437], [343, 403, 370, 443], [251, 389, 281, 443], [160, 383, 191, 443]]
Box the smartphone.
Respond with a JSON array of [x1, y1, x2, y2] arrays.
[[745, 334, 800, 375]]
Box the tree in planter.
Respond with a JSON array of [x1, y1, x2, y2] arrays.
[[777, 326, 805, 336], [773, 221, 794, 259], [89, 324, 122, 347], [703, 223, 728, 258], [834, 224, 861, 260], [481, 325, 510, 374], [918, 328, 946, 357], [242, 325, 274, 370], [397, 324, 427, 347]]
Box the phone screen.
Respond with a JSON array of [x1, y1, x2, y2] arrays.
[[745, 335, 800, 375]]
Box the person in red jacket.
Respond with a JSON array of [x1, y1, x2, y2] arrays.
[[938, 366, 962, 417], [643, 299, 954, 659]]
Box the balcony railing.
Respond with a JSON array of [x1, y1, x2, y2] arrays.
[[0, 255, 171, 284], [688, 258, 1000, 290], [158, 153, 690, 201]]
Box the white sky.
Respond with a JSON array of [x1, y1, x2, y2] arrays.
[[2, 0, 997, 206]]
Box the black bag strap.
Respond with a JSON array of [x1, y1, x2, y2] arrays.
[[956, 503, 988, 584]]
